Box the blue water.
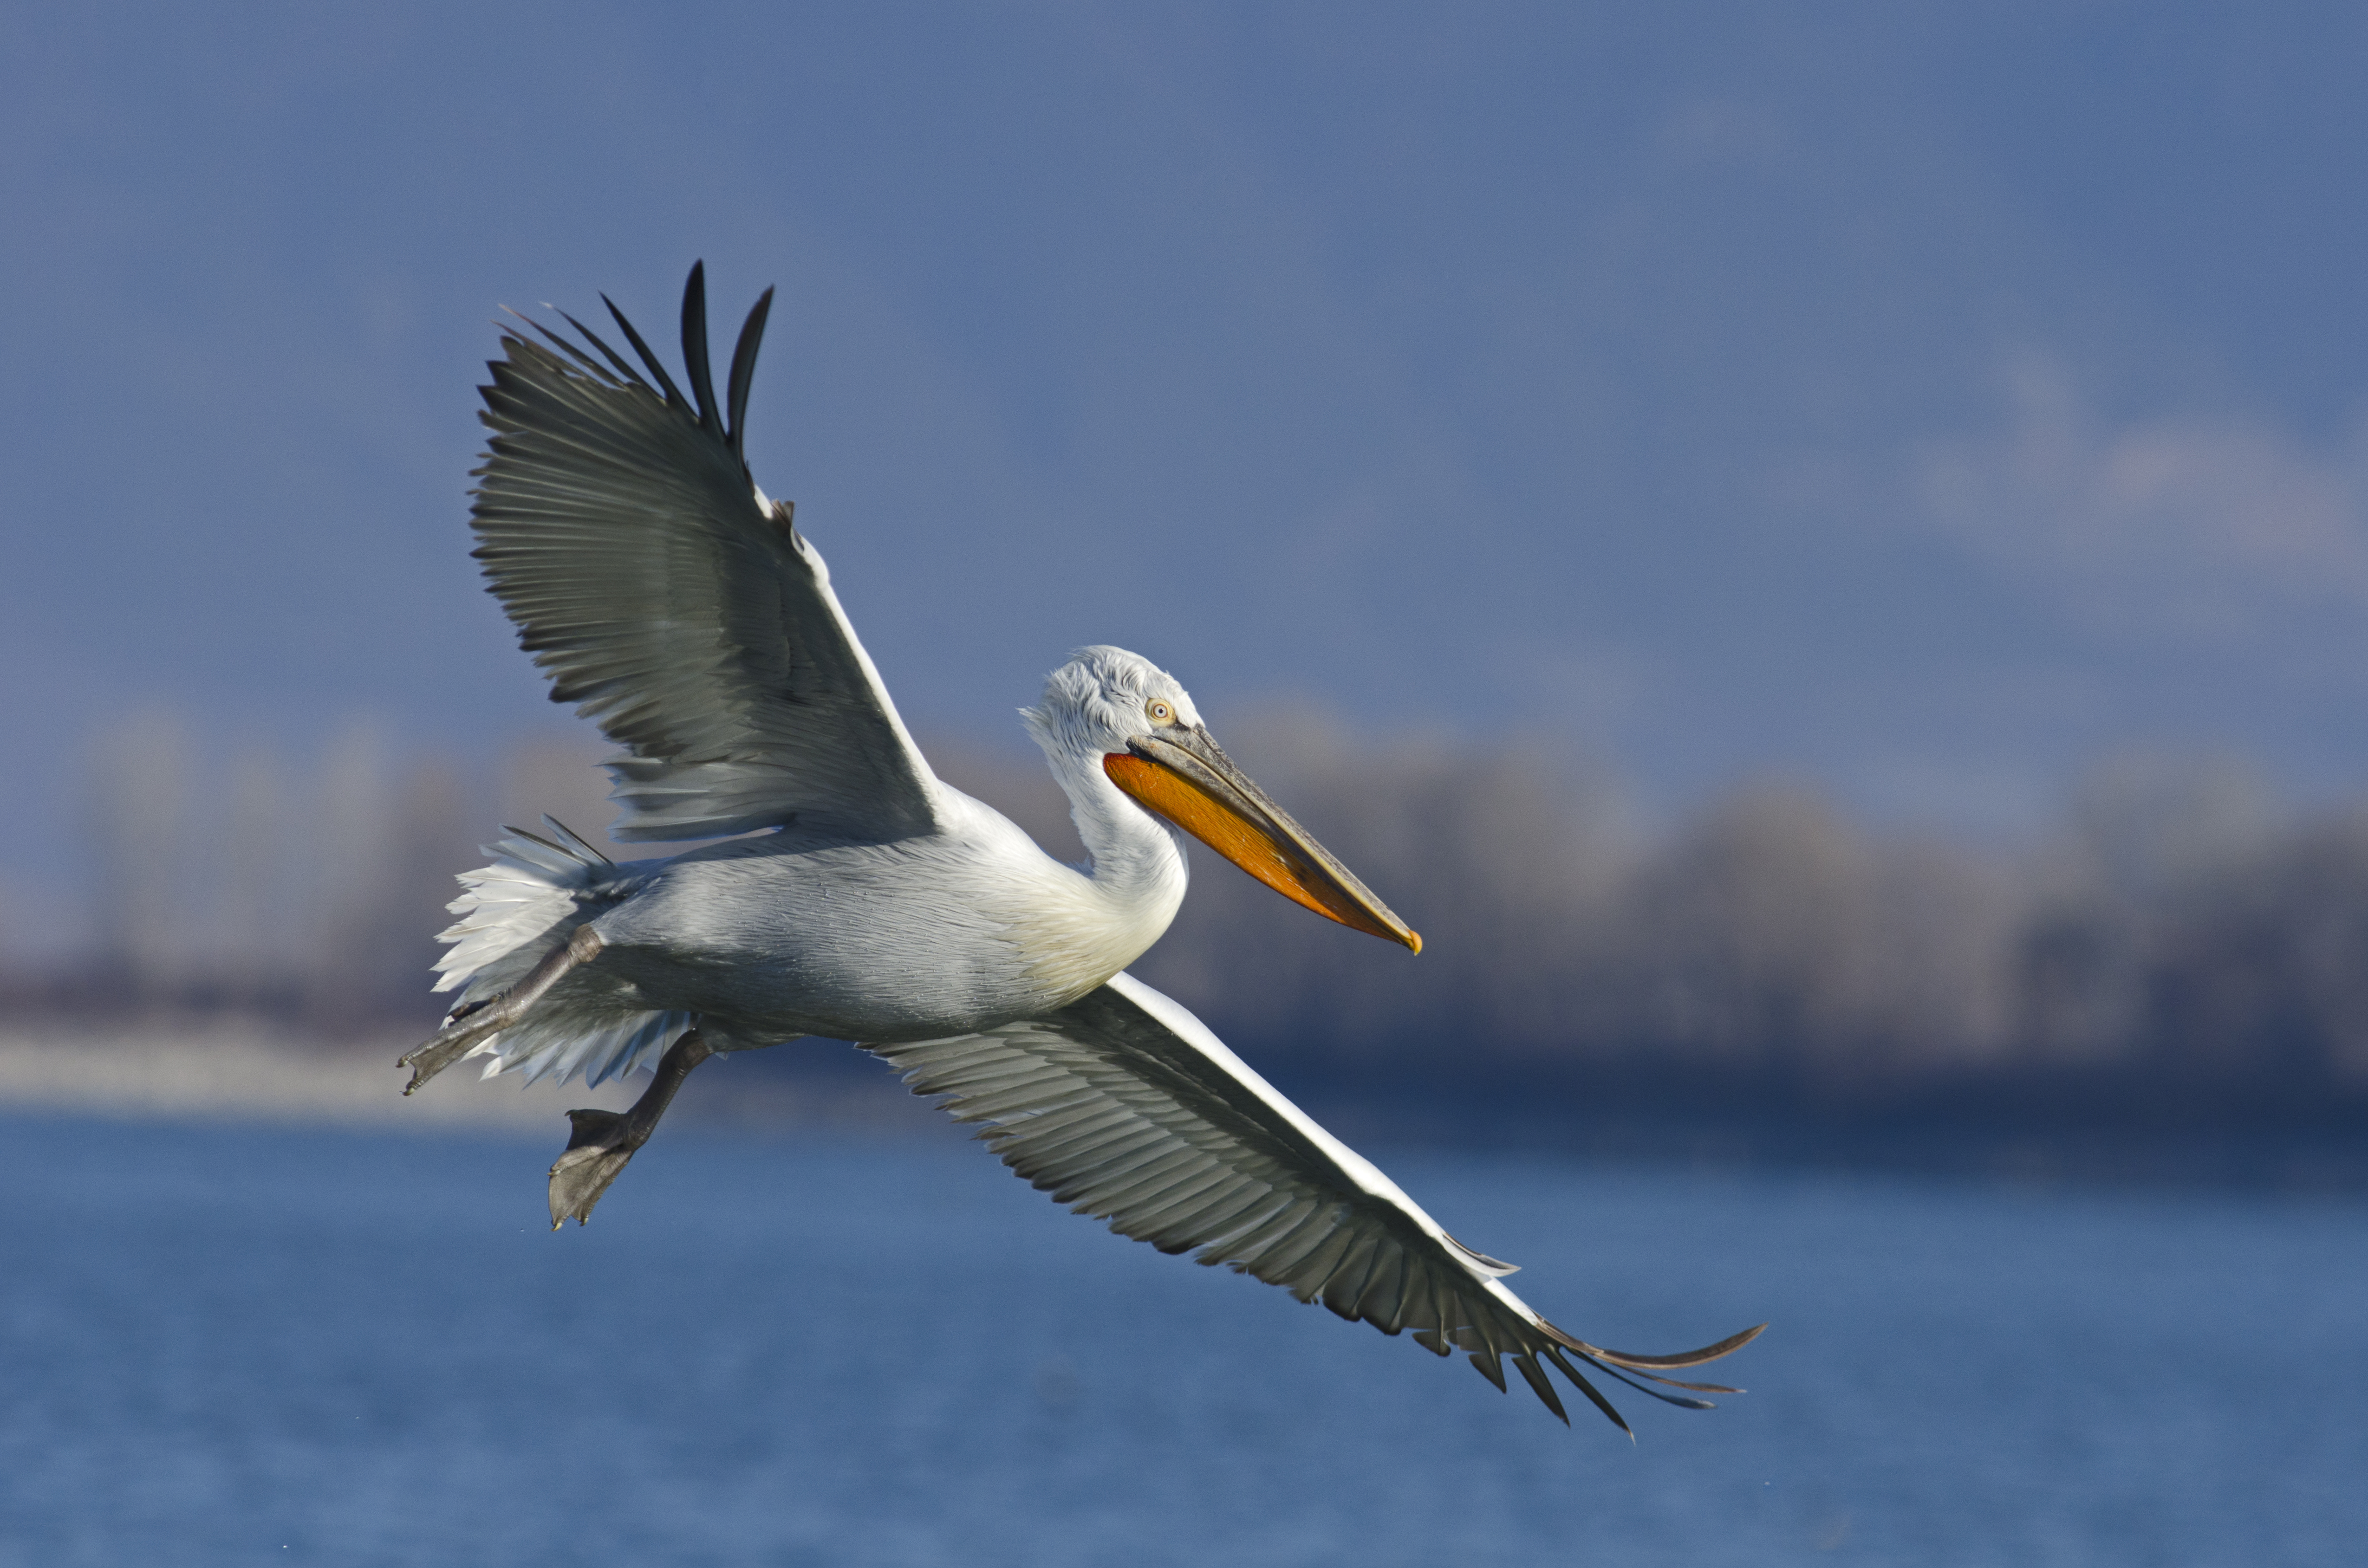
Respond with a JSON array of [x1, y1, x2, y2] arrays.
[[0, 1113, 2361, 1567]]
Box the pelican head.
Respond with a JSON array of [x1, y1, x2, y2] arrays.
[[1025, 646, 1422, 952]]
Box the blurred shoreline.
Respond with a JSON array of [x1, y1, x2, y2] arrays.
[[1296, 1089, 2368, 1196], [0, 1024, 936, 1140], [6, 1021, 2362, 1196]]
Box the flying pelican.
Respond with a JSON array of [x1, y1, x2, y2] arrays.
[[398, 263, 1761, 1431]]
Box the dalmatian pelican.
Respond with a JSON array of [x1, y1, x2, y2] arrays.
[[397, 264, 1761, 1431]]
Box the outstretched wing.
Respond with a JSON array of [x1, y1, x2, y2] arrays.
[[868, 972, 1762, 1429], [471, 263, 942, 843]]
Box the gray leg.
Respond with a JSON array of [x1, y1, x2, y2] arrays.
[[397, 925, 605, 1094], [546, 1027, 715, 1228]]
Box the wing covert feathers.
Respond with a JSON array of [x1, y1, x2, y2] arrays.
[[869, 973, 1763, 1430], [471, 265, 942, 843]]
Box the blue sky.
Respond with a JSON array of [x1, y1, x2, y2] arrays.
[[7, 1, 2368, 902]]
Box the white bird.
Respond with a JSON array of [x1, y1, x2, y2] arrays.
[[399, 263, 1760, 1430]]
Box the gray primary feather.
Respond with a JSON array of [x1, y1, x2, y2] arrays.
[[470, 292, 941, 843]]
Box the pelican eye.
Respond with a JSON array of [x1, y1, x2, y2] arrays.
[[1145, 698, 1177, 726]]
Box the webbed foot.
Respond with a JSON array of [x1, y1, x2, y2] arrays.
[[547, 1108, 640, 1227], [547, 1028, 713, 1227]]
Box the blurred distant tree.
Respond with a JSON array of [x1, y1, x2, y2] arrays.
[[63, 716, 477, 1028], [2136, 808, 2368, 1101], [85, 710, 196, 999]]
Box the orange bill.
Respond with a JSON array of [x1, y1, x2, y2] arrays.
[[1105, 731, 1421, 952]]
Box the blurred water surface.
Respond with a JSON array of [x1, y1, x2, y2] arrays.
[[0, 1111, 2360, 1567]]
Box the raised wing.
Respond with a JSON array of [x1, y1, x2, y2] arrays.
[[868, 972, 1762, 1430], [472, 263, 942, 843]]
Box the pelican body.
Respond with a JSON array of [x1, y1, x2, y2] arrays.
[[398, 264, 1759, 1431], [531, 650, 1396, 1050]]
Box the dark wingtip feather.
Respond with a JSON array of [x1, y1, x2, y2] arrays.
[[553, 308, 651, 389], [601, 292, 691, 414], [680, 260, 723, 436], [1586, 1322, 1768, 1371], [1588, 1358, 1720, 1410], [1512, 1352, 1570, 1424], [499, 309, 621, 384], [726, 286, 775, 461], [1638, 1374, 1744, 1395], [1542, 1347, 1634, 1435]]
